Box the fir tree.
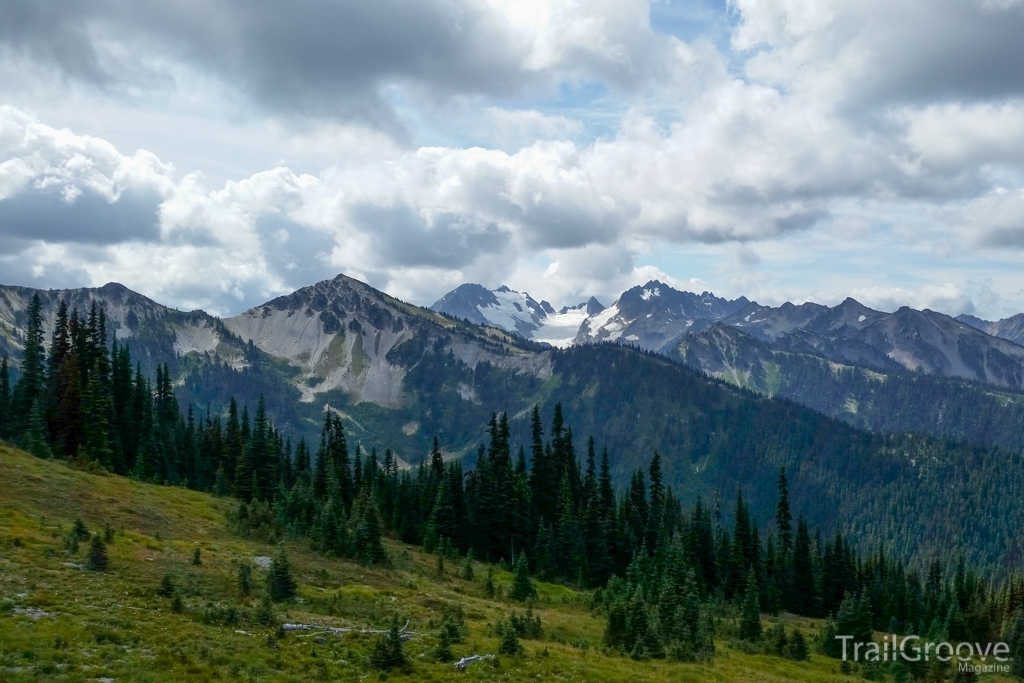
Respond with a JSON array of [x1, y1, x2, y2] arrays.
[[739, 569, 763, 641], [238, 563, 252, 596], [191, 546, 202, 566], [351, 494, 387, 565], [0, 355, 10, 438], [770, 622, 788, 656], [370, 617, 407, 670], [775, 467, 793, 552], [792, 514, 817, 615], [484, 566, 496, 598], [158, 572, 175, 598], [787, 629, 809, 660], [510, 552, 536, 601], [267, 544, 297, 601], [86, 535, 109, 571], [498, 618, 524, 655], [12, 294, 44, 438]]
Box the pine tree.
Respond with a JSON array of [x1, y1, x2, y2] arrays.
[[646, 452, 664, 551], [267, 544, 297, 601], [834, 591, 872, 649], [792, 514, 817, 615], [238, 563, 252, 596], [158, 572, 175, 598], [191, 546, 202, 566], [352, 494, 387, 565], [86, 535, 109, 571], [0, 355, 9, 438], [12, 294, 44, 438], [249, 395, 273, 501], [499, 617, 524, 655], [370, 617, 407, 670], [510, 551, 536, 601], [739, 569, 763, 641], [775, 467, 793, 553], [484, 566, 496, 598], [766, 621, 786, 656], [787, 628, 809, 660], [435, 624, 455, 662]]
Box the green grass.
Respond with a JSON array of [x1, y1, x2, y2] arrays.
[[1, 443, 1007, 682]]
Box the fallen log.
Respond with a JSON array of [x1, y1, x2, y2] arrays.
[[282, 620, 416, 640], [454, 654, 496, 671]]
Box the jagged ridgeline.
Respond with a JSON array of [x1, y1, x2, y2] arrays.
[[2, 277, 1024, 573]]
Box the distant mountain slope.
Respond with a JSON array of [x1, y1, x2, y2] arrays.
[[958, 312, 1024, 347], [573, 281, 749, 351], [432, 282, 1024, 393], [0, 282, 249, 377], [223, 274, 548, 408], [718, 298, 1024, 389], [674, 322, 1024, 453], [430, 283, 605, 347], [429, 283, 552, 336]]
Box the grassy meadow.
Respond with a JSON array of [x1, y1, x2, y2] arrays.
[[0, 443, 1007, 682]]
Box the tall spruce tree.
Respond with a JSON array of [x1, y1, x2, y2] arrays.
[[267, 544, 297, 601], [739, 569, 763, 641]]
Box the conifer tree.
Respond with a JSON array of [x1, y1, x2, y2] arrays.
[[159, 572, 175, 598], [267, 544, 297, 601], [351, 494, 387, 565], [788, 629, 809, 660], [511, 551, 536, 601], [792, 514, 817, 615], [775, 467, 793, 553], [0, 355, 9, 438], [238, 563, 252, 596], [499, 617, 524, 655], [484, 566, 496, 598], [646, 452, 664, 551], [370, 617, 407, 670], [739, 569, 763, 641], [86, 535, 109, 571], [12, 294, 44, 438]]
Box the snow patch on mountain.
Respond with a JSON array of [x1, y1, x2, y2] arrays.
[[584, 303, 623, 341], [431, 283, 553, 339], [532, 305, 591, 348], [641, 286, 661, 301]]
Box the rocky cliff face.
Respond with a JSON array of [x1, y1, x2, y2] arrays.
[[225, 274, 552, 406], [574, 281, 750, 352]]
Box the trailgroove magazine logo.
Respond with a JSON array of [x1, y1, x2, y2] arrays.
[[837, 635, 1011, 674]]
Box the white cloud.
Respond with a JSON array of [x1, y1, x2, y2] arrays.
[[2, 1, 1024, 321]]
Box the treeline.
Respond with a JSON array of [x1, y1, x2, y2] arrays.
[[266, 399, 1024, 670], [0, 295, 294, 496]]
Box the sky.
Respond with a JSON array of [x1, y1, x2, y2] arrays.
[[1, 0, 1023, 320]]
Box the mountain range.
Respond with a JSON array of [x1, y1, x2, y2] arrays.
[[433, 281, 1024, 389], [5, 273, 1024, 569]]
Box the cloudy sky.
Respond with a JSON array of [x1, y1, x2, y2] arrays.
[[1, 0, 1024, 319]]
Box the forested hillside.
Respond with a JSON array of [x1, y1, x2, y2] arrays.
[[674, 323, 1024, 453]]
